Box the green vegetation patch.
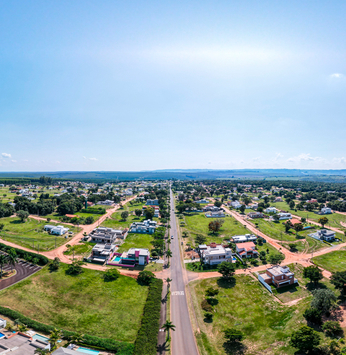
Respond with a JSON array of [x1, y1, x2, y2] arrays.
[[313, 249, 346, 273]]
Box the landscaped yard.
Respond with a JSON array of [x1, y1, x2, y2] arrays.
[[0, 217, 81, 251], [0, 264, 148, 342], [191, 275, 312, 355], [313, 249, 346, 273]]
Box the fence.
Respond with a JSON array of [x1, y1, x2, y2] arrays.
[[257, 272, 272, 293]]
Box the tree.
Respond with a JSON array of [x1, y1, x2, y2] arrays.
[[268, 253, 285, 265], [293, 223, 304, 236], [135, 209, 142, 217], [217, 261, 235, 280], [103, 268, 120, 281], [303, 307, 322, 325], [206, 287, 219, 297], [322, 321, 343, 338], [224, 328, 244, 343], [318, 216, 329, 228], [166, 277, 172, 289], [50, 257, 60, 272], [288, 243, 297, 251], [330, 271, 346, 294], [239, 205, 246, 214], [0, 223, 4, 232], [208, 219, 224, 234], [289, 200, 295, 209], [18, 323, 28, 332], [301, 217, 306, 223], [195, 234, 207, 245], [161, 320, 176, 340], [66, 260, 84, 275], [182, 231, 188, 238], [34, 349, 51, 355], [272, 214, 280, 222], [137, 270, 156, 285], [85, 216, 94, 224], [166, 249, 172, 264], [311, 289, 337, 315], [289, 326, 321, 353], [303, 265, 323, 286], [7, 249, 18, 272], [284, 220, 292, 233], [49, 328, 62, 350], [0, 254, 8, 278], [214, 201, 222, 208], [144, 206, 155, 220], [121, 211, 129, 221], [16, 210, 29, 222]]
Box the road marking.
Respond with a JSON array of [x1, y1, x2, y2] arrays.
[[171, 291, 185, 296]]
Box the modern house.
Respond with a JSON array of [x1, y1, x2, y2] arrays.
[[232, 234, 257, 243], [265, 207, 277, 214], [97, 200, 114, 206], [248, 211, 263, 218], [0, 332, 50, 355], [203, 205, 220, 212], [89, 227, 127, 243], [236, 242, 258, 258], [196, 199, 209, 203], [146, 199, 159, 205], [108, 248, 150, 267], [44, 225, 69, 236], [277, 212, 292, 220], [90, 243, 116, 263], [199, 243, 234, 265], [129, 220, 157, 234], [320, 207, 333, 215], [274, 197, 283, 202], [205, 211, 225, 218], [309, 229, 336, 242], [262, 265, 298, 288], [230, 201, 242, 209]]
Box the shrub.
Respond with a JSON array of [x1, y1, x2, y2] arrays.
[[133, 279, 163, 355], [322, 321, 343, 337], [66, 260, 84, 276], [103, 268, 120, 282], [303, 307, 322, 325], [0, 243, 48, 266], [205, 287, 219, 297], [137, 271, 156, 286], [201, 299, 213, 312]]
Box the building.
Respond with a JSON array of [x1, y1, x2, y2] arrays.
[[90, 243, 116, 263], [199, 243, 234, 265], [309, 229, 336, 242], [262, 265, 298, 288], [108, 248, 150, 266], [89, 227, 127, 243], [129, 220, 157, 234], [290, 218, 302, 226], [146, 199, 159, 205], [277, 212, 292, 220], [203, 205, 220, 212], [97, 200, 114, 206], [44, 225, 69, 236], [232, 234, 257, 243], [0, 332, 49, 355], [274, 197, 283, 202], [265, 207, 277, 214], [236, 242, 258, 258], [205, 211, 225, 218], [0, 318, 6, 328], [196, 199, 209, 203], [321, 207, 332, 215], [248, 212, 263, 219], [230, 201, 242, 209]]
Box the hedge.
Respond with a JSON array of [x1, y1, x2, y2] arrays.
[[80, 208, 106, 215], [0, 306, 134, 355], [0, 243, 49, 266], [133, 278, 163, 355]]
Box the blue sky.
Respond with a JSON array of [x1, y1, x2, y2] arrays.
[[0, 0, 345, 171]]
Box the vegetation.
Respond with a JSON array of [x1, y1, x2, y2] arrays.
[[313, 250, 346, 273], [289, 325, 321, 353]]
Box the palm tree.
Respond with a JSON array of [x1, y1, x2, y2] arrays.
[[18, 323, 28, 332], [161, 320, 176, 340], [165, 278, 172, 289], [14, 319, 21, 330], [7, 250, 18, 272], [165, 249, 172, 265], [0, 254, 8, 278], [34, 349, 51, 355], [68, 332, 85, 345], [49, 328, 62, 350]]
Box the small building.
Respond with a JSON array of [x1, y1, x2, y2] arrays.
[[230, 201, 242, 209], [236, 242, 258, 258], [89, 227, 127, 243], [205, 211, 225, 218], [232, 234, 257, 243], [196, 199, 209, 204], [290, 218, 302, 226], [44, 225, 69, 235], [203, 205, 220, 212], [321, 207, 332, 215], [146, 199, 159, 205], [199, 243, 234, 265], [129, 220, 157, 234], [90, 243, 116, 263], [265, 207, 277, 214], [263, 265, 298, 288], [248, 211, 263, 219], [97, 200, 114, 206], [274, 197, 283, 202], [0, 318, 6, 328], [277, 212, 292, 220], [309, 229, 336, 242]]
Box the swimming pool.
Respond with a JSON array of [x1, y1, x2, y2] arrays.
[[76, 347, 100, 354], [0, 332, 5, 339], [112, 256, 122, 263], [32, 334, 49, 342]]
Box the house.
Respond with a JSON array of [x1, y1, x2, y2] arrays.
[[0, 332, 49, 355], [236, 242, 258, 258], [44, 225, 69, 235], [262, 265, 298, 288], [90, 243, 116, 263], [196, 199, 209, 203], [52, 348, 82, 355], [125, 248, 150, 265], [230, 201, 242, 209], [274, 197, 283, 202], [203, 205, 220, 212], [248, 211, 263, 219], [309, 229, 336, 242], [205, 211, 225, 218], [89, 227, 127, 243], [232, 234, 257, 243], [307, 199, 318, 203], [290, 218, 302, 226], [97, 200, 114, 206], [0, 318, 6, 328], [265, 207, 277, 214], [277, 212, 292, 220], [199, 243, 234, 265], [129, 220, 157, 234], [321, 207, 332, 215], [146, 199, 159, 205]]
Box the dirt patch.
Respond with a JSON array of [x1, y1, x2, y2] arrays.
[[322, 304, 346, 326], [185, 250, 199, 259]]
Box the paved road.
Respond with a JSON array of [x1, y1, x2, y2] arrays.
[[169, 188, 199, 355]]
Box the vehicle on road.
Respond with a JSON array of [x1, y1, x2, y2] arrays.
[[171, 235, 174, 239]]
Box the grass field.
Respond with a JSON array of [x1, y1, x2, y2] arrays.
[[0, 217, 81, 251], [0, 188, 17, 203], [0, 264, 148, 342], [63, 242, 95, 256], [117, 233, 154, 253], [101, 212, 140, 229], [191, 275, 312, 355], [313, 249, 346, 273]]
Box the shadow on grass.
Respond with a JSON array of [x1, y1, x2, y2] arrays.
[[9, 220, 24, 224], [273, 284, 300, 296], [217, 276, 236, 289], [305, 282, 327, 292], [223, 341, 247, 355]]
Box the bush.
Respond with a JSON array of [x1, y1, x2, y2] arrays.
[[0, 243, 49, 266], [137, 271, 156, 286], [80, 208, 106, 215], [322, 321, 343, 337], [133, 279, 163, 355], [201, 299, 213, 312], [0, 306, 133, 355], [303, 307, 322, 325], [85, 216, 94, 225], [103, 268, 120, 282], [66, 260, 84, 276]]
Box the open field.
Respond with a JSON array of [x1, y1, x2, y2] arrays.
[[63, 242, 95, 256], [117, 233, 154, 253], [191, 275, 312, 355], [0, 188, 18, 203], [0, 264, 148, 342], [313, 249, 346, 273], [101, 211, 140, 229], [0, 217, 81, 251]]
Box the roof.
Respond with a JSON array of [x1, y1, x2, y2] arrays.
[[52, 348, 81, 355], [236, 241, 256, 249], [65, 214, 77, 218], [290, 218, 301, 225]]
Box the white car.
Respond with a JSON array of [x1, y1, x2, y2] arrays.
[[171, 235, 174, 239]]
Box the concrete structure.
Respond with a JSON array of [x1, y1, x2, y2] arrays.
[[236, 242, 258, 258], [199, 243, 234, 265], [309, 229, 336, 242], [205, 211, 225, 218], [277, 212, 292, 220], [90, 243, 116, 263], [97, 200, 114, 206], [203, 205, 220, 212], [146, 199, 159, 205], [44, 225, 69, 236], [265, 207, 277, 214], [232, 234, 257, 243], [129, 220, 157, 234], [321, 207, 333, 214], [262, 265, 298, 288], [0, 318, 6, 328], [248, 211, 263, 218], [0, 332, 49, 355], [89, 227, 127, 244]]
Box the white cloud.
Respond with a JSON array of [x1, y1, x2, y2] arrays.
[[287, 153, 325, 163], [252, 157, 260, 162], [330, 73, 344, 78], [11, 160, 17, 163], [332, 157, 346, 165], [56, 161, 61, 164], [273, 153, 284, 162], [89, 158, 98, 161], [2, 153, 11, 158], [83, 156, 87, 160], [23, 159, 28, 162]]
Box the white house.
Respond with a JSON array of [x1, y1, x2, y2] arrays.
[[310, 229, 336, 242], [199, 243, 234, 265], [265, 207, 277, 214], [321, 207, 332, 215], [277, 212, 292, 220], [230, 201, 242, 209], [232, 234, 257, 243], [44, 225, 69, 235]]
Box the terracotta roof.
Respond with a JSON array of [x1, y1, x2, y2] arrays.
[[290, 218, 302, 225]]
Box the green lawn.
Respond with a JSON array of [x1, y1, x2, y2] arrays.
[[0, 217, 81, 251], [63, 242, 95, 256], [101, 212, 141, 230], [117, 233, 154, 253], [313, 249, 346, 273], [191, 275, 312, 355], [0, 188, 18, 203], [0, 264, 148, 342]]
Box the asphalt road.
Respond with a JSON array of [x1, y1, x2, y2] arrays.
[[169, 188, 199, 355]]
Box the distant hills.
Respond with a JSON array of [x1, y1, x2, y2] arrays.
[[1, 169, 346, 182]]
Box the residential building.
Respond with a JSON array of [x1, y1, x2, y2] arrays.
[[199, 243, 234, 265], [248, 211, 263, 219], [203, 205, 220, 212], [0, 332, 49, 355], [90, 243, 116, 263], [97, 200, 114, 206], [196, 199, 209, 203], [321, 207, 332, 214], [277, 212, 292, 220], [0, 318, 6, 328], [44, 225, 69, 236], [89, 227, 127, 243], [262, 265, 298, 288], [274, 197, 283, 202], [265, 207, 277, 214], [146, 199, 159, 205], [309, 229, 336, 242], [232, 234, 257, 243], [205, 211, 225, 218], [230, 200, 242, 209], [290, 218, 302, 226], [129, 220, 157, 234], [236, 242, 258, 258]]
